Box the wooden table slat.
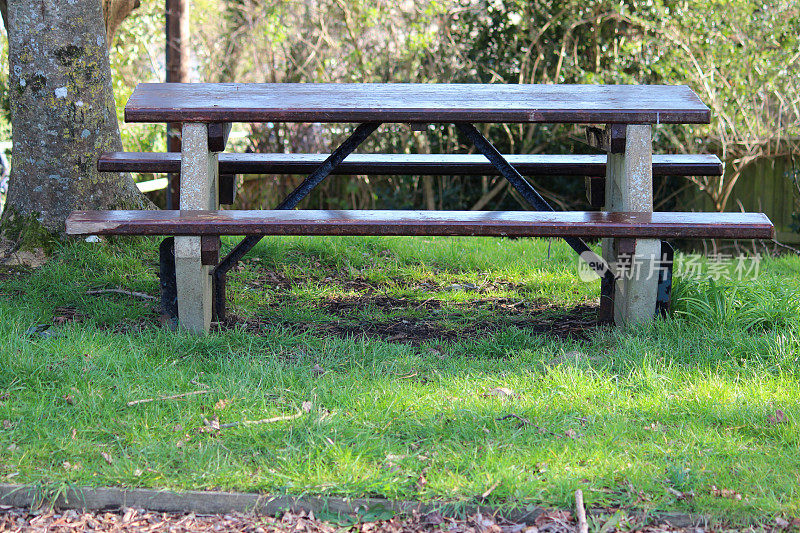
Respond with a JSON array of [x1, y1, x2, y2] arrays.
[[66, 210, 773, 240], [125, 83, 711, 124], [98, 152, 723, 176]]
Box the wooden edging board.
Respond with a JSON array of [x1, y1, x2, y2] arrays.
[[0, 484, 707, 528]]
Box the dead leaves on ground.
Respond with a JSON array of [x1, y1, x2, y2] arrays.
[[709, 485, 743, 501], [0, 507, 550, 533], [767, 409, 787, 426]]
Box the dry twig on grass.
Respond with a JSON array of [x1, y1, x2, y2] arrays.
[[87, 288, 157, 300], [218, 412, 303, 429], [126, 390, 210, 406], [575, 489, 588, 533]]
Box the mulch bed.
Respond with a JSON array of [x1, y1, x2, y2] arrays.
[[0, 507, 721, 533]]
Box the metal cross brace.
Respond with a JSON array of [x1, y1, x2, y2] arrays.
[[454, 123, 618, 317], [210, 122, 381, 320]]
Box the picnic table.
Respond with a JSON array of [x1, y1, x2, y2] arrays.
[[67, 83, 774, 334]]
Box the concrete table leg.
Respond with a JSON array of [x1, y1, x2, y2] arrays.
[[601, 125, 659, 326], [175, 123, 219, 334]]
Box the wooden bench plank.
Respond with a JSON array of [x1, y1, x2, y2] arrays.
[[66, 210, 773, 240], [124, 83, 711, 124], [98, 152, 723, 176]]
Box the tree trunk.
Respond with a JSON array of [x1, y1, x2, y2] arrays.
[[165, 0, 189, 208], [1, 0, 151, 237], [103, 0, 141, 48]]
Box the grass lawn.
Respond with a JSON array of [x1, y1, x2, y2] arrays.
[[0, 235, 798, 525]]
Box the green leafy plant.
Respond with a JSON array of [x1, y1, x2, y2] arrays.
[[672, 277, 800, 331]]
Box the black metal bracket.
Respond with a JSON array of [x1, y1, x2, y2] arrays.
[[454, 123, 618, 297], [656, 240, 674, 317], [211, 122, 381, 320], [159, 237, 178, 322]]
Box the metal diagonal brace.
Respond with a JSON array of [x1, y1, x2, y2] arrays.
[[211, 122, 381, 320], [454, 123, 617, 319]]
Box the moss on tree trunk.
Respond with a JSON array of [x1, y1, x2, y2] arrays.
[[1, 0, 152, 242]]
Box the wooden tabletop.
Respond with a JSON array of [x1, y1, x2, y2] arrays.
[[125, 83, 710, 124]]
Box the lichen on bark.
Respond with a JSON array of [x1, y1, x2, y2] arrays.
[[0, 0, 153, 238]]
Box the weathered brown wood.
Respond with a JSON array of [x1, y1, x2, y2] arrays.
[[207, 123, 231, 152], [66, 210, 774, 239], [200, 236, 220, 265], [124, 84, 711, 124], [585, 176, 606, 207], [585, 124, 627, 153], [98, 152, 724, 177]]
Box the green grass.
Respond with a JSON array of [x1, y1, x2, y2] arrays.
[[0, 235, 799, 524]]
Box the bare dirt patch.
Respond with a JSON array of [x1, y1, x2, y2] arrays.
[[232, 267, 600, 343], [237, 295, 598, 344]]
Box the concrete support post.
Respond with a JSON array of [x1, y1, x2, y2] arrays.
[[175, 123, 219, 334], [601, 124, 659, 326]]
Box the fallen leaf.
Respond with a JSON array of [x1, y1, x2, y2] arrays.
[[201, 416, 220, 432], [482, 387, 517, 398], [767, 409, 787, 425], [214, 399, 230, 410], [122, 507, 136, 523], [710, 485, 742, 500], [416, 467, 429, 490]]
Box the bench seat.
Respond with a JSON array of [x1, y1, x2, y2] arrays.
[[66, 210, 773, 240], [99, 152, 723, 176]]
